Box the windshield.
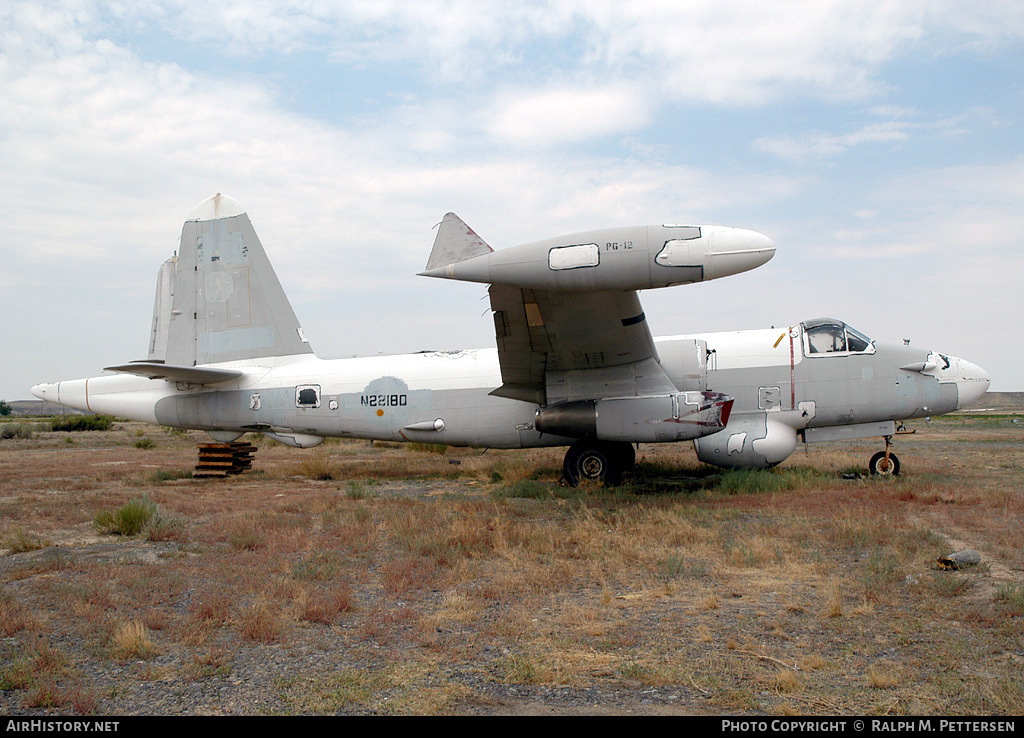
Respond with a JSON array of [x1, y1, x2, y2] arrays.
[[802, 319, 873, 355]]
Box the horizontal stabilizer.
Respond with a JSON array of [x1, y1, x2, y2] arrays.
[[104, 362, 244, 385], [423, 213, 493, 272]]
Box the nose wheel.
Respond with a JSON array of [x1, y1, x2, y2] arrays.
[[868, 436, 900, 476]]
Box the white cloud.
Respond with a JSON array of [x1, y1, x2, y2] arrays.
[[72, 1, 1024, 106], [484, 85, 650, 146], [754, 121, 912, 161]]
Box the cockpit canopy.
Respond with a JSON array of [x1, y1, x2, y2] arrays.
[[801, 318, 874, 355]]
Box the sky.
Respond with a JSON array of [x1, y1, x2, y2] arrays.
[[2, 0, 1023, 399]]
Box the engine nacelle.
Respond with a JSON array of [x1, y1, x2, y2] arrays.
[[536, 391, 733, 443], [694, 412, 798, 469]]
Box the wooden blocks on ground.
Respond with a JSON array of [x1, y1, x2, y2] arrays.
[[193, 442, 257, 478]]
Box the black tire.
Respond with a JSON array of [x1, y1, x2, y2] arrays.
[[563, 440, 624, 487], [612, 442, 636, 473], [868, 450, 900, 476]]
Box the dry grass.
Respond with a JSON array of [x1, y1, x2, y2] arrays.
[[110, 619, 159, 659], [0, 415, 1022, 715], [819, 582, 844, 618], [867, 664, 901, 690]]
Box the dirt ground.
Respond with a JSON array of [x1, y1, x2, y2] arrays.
[[0, 415, 1022, 715]]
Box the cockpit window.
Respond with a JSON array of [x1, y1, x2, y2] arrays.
[[806, 323, 846, 353], [845, 325, 871, 352], [802, 319, 874, 356]]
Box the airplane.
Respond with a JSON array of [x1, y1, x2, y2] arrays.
[[31, 194, 989, 485]]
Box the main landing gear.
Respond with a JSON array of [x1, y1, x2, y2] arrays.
[[868, 435, 900, 476], [562, 439, 635, 487]]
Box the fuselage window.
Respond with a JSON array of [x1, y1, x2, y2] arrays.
[[295, 384, 321, 408]]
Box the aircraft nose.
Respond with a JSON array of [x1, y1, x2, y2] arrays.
[[953, 357, 990, 409], [704, 227, 776, 279]]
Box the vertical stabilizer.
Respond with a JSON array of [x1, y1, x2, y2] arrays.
[[423, 212, 493, 271], [164, 194, 313, 367], [148, 256, 176, 361]]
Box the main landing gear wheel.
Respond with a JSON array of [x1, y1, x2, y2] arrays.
[[868, 450, 900, 476], [562, 440, 631, 487]]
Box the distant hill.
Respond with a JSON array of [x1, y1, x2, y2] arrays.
[[4, 400, 85, 417], [960, 392, 1024, 413]]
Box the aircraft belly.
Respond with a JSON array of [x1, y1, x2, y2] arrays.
[[400, 388, 533, 448], [158, 382, 533, 448]]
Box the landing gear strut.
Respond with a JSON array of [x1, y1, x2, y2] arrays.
[[868, 435, 900, 476], [562, 439, 634, 487]]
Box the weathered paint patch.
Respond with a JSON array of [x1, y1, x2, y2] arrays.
[[548, 243, 600, 270]]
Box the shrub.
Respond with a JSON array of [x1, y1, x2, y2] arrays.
[[3, 529, 52, 553], [94, 496, 157, 536], [0, 423, 35, 439], [51, 414, 114, 432], [151, 469, 192, 482]]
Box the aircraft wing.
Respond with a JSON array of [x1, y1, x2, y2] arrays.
[[421, 213, 773, 406], [488, 284, 676, 404]]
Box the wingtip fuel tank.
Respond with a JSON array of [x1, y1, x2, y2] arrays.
[[420, 216, 774, 291]]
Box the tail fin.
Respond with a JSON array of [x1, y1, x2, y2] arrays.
[[148, 256, 177, 361], [164, 194, 313, 367], [422, 213, 493, 272]]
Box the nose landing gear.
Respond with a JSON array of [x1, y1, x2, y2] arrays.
[[868, 435, 900, 476]]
